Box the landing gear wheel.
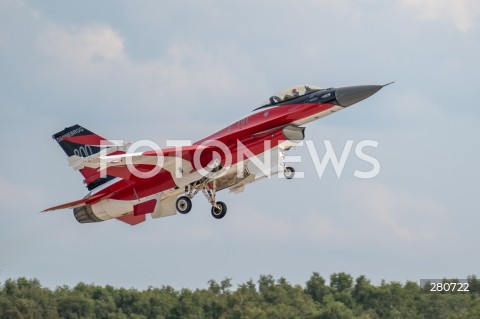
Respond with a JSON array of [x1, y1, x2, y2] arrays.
[[176, 196, 192, 214], [211, 201, 227, 219], [284, 166, 295, 179]]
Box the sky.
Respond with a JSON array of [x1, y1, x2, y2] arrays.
[[1, 0, 479, 290]]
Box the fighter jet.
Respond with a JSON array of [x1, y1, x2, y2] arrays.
[[44, 83, 391, 225]]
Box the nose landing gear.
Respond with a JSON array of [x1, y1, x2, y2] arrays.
[[284, 166, 295, 179]]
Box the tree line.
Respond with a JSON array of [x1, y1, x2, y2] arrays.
[[0, 273, 479, 318]]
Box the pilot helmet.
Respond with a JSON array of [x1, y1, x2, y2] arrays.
[[292, 88, 300, 97]]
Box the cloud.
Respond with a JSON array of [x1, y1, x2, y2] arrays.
[[36, 25, 126, 64], [399, 0, 480, 32], [29, 18, 248, 128], [35, 24, 237, 95]]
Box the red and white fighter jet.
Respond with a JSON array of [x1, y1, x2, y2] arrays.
[[44, 83, 390, 225]]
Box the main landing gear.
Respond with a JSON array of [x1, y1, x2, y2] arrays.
[[175, 178, 228, 219], [175, 148, 297, 219], [211, 201, 227, 219], [175, 196, 192, 214]]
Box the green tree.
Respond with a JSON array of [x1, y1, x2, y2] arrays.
[[0, 273, 479, 319], [330, 272, 353, 293], [142, 285, 178, 319], [318, 295, 354, 319], [305, 272, 331, 303], [56, 294, 95, 319], [171, 288, 204, 318], [468, 275, 480, 293]]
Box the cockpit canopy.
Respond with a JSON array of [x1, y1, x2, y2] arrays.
[[256, 84, 323, 111]]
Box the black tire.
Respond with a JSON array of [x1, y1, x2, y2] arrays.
[[211, 201, 227, 219], [284, 166, 295, 179], [176, 196, 192, 214]]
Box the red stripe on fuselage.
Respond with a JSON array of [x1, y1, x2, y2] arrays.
[[196, 102, 333, 145]]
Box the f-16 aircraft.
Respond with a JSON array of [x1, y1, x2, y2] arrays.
[[44, 83, 391, 225]]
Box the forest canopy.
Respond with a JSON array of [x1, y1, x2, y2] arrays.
[[0, 273, 479, 319]]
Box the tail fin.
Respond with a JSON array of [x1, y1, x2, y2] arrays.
[[52, 124, 112, 157], [52, 125, 116, 190]]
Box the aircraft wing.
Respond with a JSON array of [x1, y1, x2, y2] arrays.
[[67, 145, 217, 182]]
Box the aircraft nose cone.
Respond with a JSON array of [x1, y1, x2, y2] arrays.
[[335, 85, 384, 107]]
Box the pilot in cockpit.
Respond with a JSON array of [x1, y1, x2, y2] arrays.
[[284, 88, 299, 101], [291, 88, 300, 97]]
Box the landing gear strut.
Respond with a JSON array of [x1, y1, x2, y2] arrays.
[[201, 179, 227, 219]]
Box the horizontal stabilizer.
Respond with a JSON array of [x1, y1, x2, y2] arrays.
[[43, 192, 106, 212], [42, 198, 89, 212]]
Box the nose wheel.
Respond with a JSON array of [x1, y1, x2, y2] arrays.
[[279, 149, 295, 180], [284, 166, 295, 179]]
